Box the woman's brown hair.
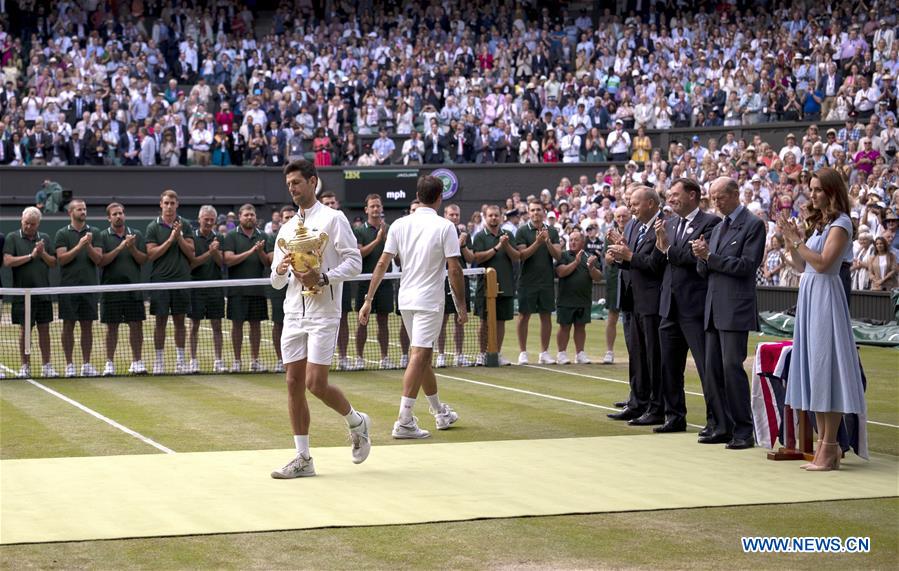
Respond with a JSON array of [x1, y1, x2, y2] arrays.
[[807, 167, 851, 233]]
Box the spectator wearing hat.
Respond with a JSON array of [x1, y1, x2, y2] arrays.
[[779, 133, 804, 164], [606, 120, 631, 162]]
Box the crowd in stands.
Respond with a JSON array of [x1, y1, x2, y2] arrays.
[[0, 0, 897, 167]]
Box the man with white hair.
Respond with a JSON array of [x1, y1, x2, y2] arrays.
[[3, 207, 58, 378]]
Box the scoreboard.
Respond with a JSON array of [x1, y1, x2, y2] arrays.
[[343, 169, 419, 208]]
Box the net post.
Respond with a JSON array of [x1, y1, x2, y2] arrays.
[[24, 289, 32, 357], [484, 268, 499, 367]]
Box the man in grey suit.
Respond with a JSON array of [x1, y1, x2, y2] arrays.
[[692, 177, 765, 449]]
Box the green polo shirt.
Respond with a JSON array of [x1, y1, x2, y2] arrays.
[[146, 216, 194, 282], [54, 223, 101, 286], [192, 230, 224, 281], [515, 222, 560, 289], [472, 227, 516, 298], [556, 250, 597, 308], [223, 227, 274, 296], [98, 226, 146, 285], [354, 221, 388, 273], [4, 230, 53, 288]]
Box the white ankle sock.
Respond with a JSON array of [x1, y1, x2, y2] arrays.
[[344, 407, 363, 428], [399, 396, 416, 422], [426, 393, 442, 412], [294, 435, 309, 456], [176, 348, 185, 361]]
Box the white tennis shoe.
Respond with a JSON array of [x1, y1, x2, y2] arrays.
[[271, 453, 316, 479], [392, 417, 431, 439], [349, 412, 372, 464], [431, 403, 459, 430]]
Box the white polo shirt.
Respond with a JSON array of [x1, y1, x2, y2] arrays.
[[385, 206, 460, 312]]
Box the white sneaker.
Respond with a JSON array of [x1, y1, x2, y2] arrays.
[[475, 353, 486, 366], [349, 412, 372, 464], [272, 360, 285, 373], [337, 356, 349, 371], [250, 359, 266, 372], [270, 453, 316, 479], [103, 361, 115, 376], [538, 351, 556, 365], [42, 364, 58, 378], [498, 354, 512, 366], [431, 403, 459, 430], [230, 360, 242, 373], [18, 364, 31, 378], [81, 363, 99, 377], [399, 354, 409, 368], [556, 351, 571, 365], [455, 354, 473, 367], [64, 363, 76, 377], [351, 356, 365, 371], [517, 351, 529, 365], [153, 360, 164, 375], [129, 361, 148, 374], [212, 360, 226, 373], [174, 360, 187, 374], [602, 351, 615, 364], [435, 353, 447, 368], [575, 351, 592, 364], [380, 357, 397, 370], [391, 417, 431, 439], [188, 359, 200, 374]]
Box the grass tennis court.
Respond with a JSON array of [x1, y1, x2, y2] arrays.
[[1, 323, 897, 568]]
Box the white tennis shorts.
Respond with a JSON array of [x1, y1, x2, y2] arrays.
[[400, 309, 442, 348], [281, 317, 339, 366]]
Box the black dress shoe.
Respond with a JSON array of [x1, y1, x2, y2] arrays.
[[698, 426, 713, 438], [698, 433, 732, 444], [607, 407, 643, 421], [653, 419, 687, 433], [613, 400, 628, 408], [726, 438, 754, 450], [628, 413, 665, 426]]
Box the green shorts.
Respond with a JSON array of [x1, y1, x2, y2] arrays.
[[356, 281, 395, 314], [517, 286, 555, 314], [190, 288, 225, 320], [604, 266, 620, 312], [58, 292, 98, 321], [475, 296, 515, 321], [443, 277, 471, 314], [557, 306, 592, 326], [150, 289, 190, 316], [227, 295, 268, 322], [342, 281, 354, 313], [11, 298, 54, 326], [101, 294, 146, 324], [270, 290, 286, 324]]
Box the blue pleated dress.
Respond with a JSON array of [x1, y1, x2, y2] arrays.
[[785, 214, 867, 416]]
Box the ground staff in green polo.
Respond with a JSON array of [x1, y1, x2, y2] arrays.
[[223, 204, 274, 372], [54, 199, 103, 377], [514, 200, 562, 365], [554, 229, 602, 365], [3, 207, 57, 378], [189, 205, 225, 373], [470, 205, 520, 366], [146, 189, 195, 374], [352, 194, 394, 370], [98, 202, 149, 376]]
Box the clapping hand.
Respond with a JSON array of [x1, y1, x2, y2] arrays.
[[171, 220, 182, 239], [498, 234, 510, 247], [208, 239, 220, 252], [575, 250, 584, 263], [79, 233, 93, 247], [587, 254, 598, 267], [32, 241, 45, 257], [654, 219, 669, 251], [777, 212, 804, 246], [609, 243, 633, 262], [691, 235, 710, 260], [607, 228, 624, 245]]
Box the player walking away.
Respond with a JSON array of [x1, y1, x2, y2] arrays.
[[146, 190, 195, 374], [223, 204, 274, 372], [189, 205, 226, 373], [269, 205, 296, 373], [3, 207, 57, 378], [554, 229, 602, 364], [55, 199, 103, 377], [270, 160, 370, 478], [98, 202, 149, 375], [353, 194, 395, 370], [359, 175, 467, 439], [515, 200, 562, 364]]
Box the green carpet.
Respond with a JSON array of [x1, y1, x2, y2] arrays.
[[2, 434, 897, 544]]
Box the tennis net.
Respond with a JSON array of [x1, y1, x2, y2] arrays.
[[0, 268, 495, 378]]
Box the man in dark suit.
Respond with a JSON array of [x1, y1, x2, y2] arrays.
[[423, 124, 446, 164], [66, 131, 88, 165], [67, 90, 95, 125], [819, 61, 843, 120], [607, 186, 666, 426], [166, 117, 190, 165], [693, 177, 766, 449], [650, 178, 721, 433]]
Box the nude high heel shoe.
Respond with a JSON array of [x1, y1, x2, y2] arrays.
[[805, 442, 841, 471]]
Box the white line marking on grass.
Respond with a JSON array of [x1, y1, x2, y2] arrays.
[[435, 372, 704, 430], [22, 378, 176, 454], [524, 364, 706, 398], [868, 420, 899, 429]]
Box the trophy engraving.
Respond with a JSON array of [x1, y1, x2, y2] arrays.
[[277, 221, 329, 296]]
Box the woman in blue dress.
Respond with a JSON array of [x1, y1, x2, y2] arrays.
[[778, 167, 867, 471]]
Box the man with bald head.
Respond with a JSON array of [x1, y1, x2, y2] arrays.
[[692, 177, 765, 450]]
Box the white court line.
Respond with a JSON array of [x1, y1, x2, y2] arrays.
[[524, 364, 706, 398], [435, 371, 705, 430]]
